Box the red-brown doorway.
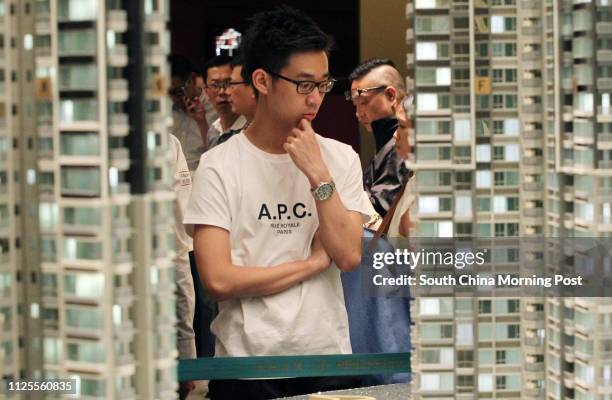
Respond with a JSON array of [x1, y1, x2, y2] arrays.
[[169, 0, 360, 152]]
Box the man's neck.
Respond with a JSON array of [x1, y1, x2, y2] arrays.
[[244, 110, 292, 154], [219, 113, 239, 132]]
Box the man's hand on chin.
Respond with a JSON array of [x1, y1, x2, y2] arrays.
[[283, 118, 332, 187]]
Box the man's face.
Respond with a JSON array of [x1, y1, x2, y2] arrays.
[[228, 65, 256, 118], [350, 74, 395, 133], [266, 51, 329, 128], [205, 64, 234, 115], [170, 74, 205, 111]]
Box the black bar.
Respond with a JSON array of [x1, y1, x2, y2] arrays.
[[124, 0, 147, 194]]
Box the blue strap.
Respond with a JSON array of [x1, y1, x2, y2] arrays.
[[178, 352, 411, 381]]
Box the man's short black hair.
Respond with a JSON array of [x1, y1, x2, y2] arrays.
[[169, 53, 194, 82], [348, 58, 396, 82], [230, 51, 244, 68], [203, 55, 233, 82], [193, 67, 205, 79], [240, 6, 333, 86], [230, 51, 250, 82]]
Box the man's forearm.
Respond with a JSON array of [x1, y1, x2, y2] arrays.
[[271, 117, 363, 272], [175, 250, 196, 358], [197, 257, 322, 301], [194, 226, 328, 301], [315, 194, 362, 272], [177, 338, 197, 360], [197, 121, 209, 147]]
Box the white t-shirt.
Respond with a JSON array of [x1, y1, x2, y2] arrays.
[[169, 134, 197, 359], [184, 132, 369, 357]]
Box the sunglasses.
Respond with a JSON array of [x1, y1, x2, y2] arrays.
[[344, 85, 387, 101]]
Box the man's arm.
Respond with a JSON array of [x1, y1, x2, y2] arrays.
[[185, 97, 209, 146], [197, 121, 209, 146], [313, 198, 363, 272], [284, 119, 363, 272], [394, 125, 410, 159], [170, 136, 197, 360], [193, 225, 331, 301], [175, 251, 197, 358], [394, 95, 411, 159]]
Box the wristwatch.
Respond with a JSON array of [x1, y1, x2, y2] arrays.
[[311, 181, 336, 201]]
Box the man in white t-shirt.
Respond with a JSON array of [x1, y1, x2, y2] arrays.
[[184, 6, 368, 400], [168, 134, 197, 398]]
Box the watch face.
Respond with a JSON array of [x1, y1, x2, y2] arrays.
[[314, 182, 334, 200], [319, 184, 332, 199]]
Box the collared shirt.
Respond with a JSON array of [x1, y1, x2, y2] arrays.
[[363, 117, 411, 219], [363, 137, 410, 218], [171, 109, 207, 171], [206, 115, 247, 149]]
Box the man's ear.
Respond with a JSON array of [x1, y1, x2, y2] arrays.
[[385, 86, 397, 103], [252, 69, 270, 96]]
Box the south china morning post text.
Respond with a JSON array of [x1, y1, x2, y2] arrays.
[[359, 237, 612, 297], [371, 248, 583, 288]]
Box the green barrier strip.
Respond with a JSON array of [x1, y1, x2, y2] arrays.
[[178, 352, 411, 381]]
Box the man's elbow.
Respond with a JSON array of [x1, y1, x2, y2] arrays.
[[336, 250, 362, 272], [203, 278, 234, 301]]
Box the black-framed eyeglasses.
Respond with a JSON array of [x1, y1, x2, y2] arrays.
[[266, 70, 336, 94], [206, 79, 232, 91], [344, 85, 387, 101]]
